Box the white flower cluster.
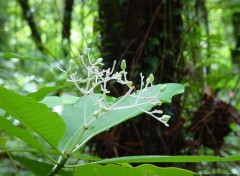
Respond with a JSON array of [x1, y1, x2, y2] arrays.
[[58, 48, 171, 127]]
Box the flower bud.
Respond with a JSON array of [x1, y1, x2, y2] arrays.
[[146, 78, 150, 83], [127, 81, 133, 86], [114, 74, 122, 79], [96, 58, 103, 63], [160, 85, 167, 92], [148, 74, 154, 83], [101, 106, 109, 112], [161, 115, 171, 122], [93, 110, 100, 117], [121, 59, 126, 70]]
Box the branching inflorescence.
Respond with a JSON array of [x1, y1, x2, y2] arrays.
[[58, 48, 171, 128]]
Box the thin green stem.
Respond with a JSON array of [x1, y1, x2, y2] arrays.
[[0, 146, 19, 176], [48, 126, 87, 175], [44, 153, 59, 164], [112, 101, 150, 110], [63, 163, 85, 168], [1, 149, 60, 164], [70, 128, 87, 154], [84, 94, 87, 128], [109, 86, 134, 110], [47, 155, 69, 176]]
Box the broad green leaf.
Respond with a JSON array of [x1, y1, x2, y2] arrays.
[[74, 164, 194, 176], [59, 83, 184, 153], [13, 155, 72, 176], [41, 95, 79, 107], [0, 52, 43, 62], [138, 164, 194, 176], [0, 86, 66, 153], [0, 116, 43, 151], [27, 86, 64, 101], [93, 155, 240, 164]]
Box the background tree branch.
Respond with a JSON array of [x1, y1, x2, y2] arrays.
[[62, 0, 74, 56], [18, 0, 44, 52]]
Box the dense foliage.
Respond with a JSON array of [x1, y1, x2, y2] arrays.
[[0, 0, 239, 175]]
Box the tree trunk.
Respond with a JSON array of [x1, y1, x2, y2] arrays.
[[62, 0, 74, 56], [98, 0, 183, 84], [18, 0, 44, 52], [90, 0, 184, 158], [232, 12, 240, 66]]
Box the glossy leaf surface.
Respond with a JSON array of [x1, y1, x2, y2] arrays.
[[59, 83, 184, 153], [0, 86, 66, 153], [74, 164, 194, 176]]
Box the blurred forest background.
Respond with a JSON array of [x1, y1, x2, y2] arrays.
[[0, 0, 240, 175]]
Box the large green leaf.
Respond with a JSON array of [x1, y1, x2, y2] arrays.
[[0, 86, 66, 153], [0, 116, 43, 151], [27, 86, 64, 101], [93, 155, 240, 164], [13, 155, 72, 176], [41, 95, 79, 107], [74, 164, 194, 176], [58, 83, 184, 153]]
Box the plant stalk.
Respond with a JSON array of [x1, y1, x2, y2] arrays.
[[47, 155, 69, 176]]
